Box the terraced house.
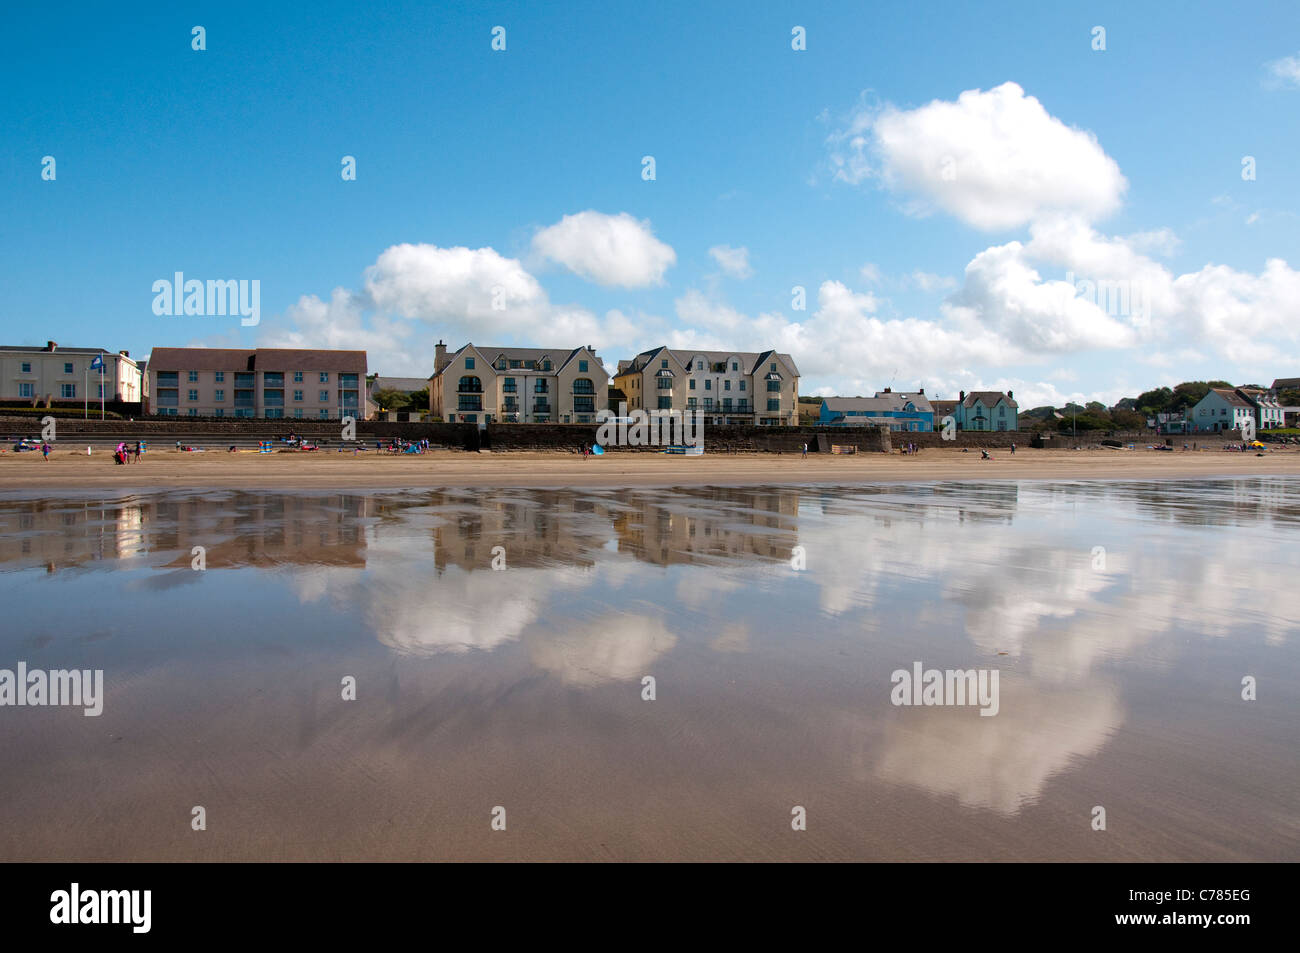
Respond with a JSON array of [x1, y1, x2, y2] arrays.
[[147, 347, 366, 418], [429, 342, 608, 424], [612, 347, 800, 426]]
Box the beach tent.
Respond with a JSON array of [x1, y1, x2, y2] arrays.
[[592, 444, 605, 455]]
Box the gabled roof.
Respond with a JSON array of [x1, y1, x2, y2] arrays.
[[874, 390, 934, 413], [619, 346, 801, 378], [1271, 378, 1300, 390], [1207, 387, 1252, 408], [963, 391, 1018, 410], [432, 344, 606, 379], [823, 396, 900, 413]]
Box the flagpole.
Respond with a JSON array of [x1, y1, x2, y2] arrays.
[[84, 366, 88, 419], [100, 358, 105, 420]]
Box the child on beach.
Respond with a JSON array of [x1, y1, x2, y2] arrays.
[[41, 442, 50, 460]]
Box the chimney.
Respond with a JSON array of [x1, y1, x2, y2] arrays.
[[918, 387, 924, 394], [1007, 389, 1013, 399], [883, 386, 891, 393], [435, 341, 447, 373], [959, 390, 966, 402], [46, 341, 57, 351], [119, 350, 129, 357]]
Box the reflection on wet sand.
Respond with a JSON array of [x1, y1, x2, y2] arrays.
[[0, 478, 1296, 860]]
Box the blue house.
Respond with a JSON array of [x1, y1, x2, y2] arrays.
[[819, 390, 934, 431]]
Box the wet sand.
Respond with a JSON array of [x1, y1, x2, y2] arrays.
[[0, 481, 1296, 861], [2, 445, 1297, 490]]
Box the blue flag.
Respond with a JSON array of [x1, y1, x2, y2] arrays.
[[90, 354, 104, 371]]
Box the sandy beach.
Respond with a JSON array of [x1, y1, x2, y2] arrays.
[[0, 445, 1296, 490]]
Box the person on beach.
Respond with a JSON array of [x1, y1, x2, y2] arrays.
[[1010, 442, 1016, 454], [802, 442, 807, 459], [132, 441, 141, 462], [981, 449, 991, 460], [41, 442, 50, 461]]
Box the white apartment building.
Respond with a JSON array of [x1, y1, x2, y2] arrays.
[[429, 342, 608, 424], [0, 341, 144, 406], [613, 347, 800, 426]]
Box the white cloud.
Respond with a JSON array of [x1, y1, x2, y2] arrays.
[[531, 210, 676, 287], [708, 244, 753, 279], [829, 82, 1127, 230], [909, 270, 957, 293], [859, 262, 882, 284], [364, 243, 546, 323], [1265, 52, 1300, 88]]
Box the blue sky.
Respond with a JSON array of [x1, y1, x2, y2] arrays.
[[4, 0, 1300, 407]]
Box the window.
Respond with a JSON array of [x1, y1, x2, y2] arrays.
[[503, 377, 517, 392], [215, 371, 224, 382], [767, 380, 781, 392], [294, 408, 303, 419], [770, 363, 776, 373], [319, 391, 329, 402], [319, 372, 329, 383], [574, 396, 595, 413], [458, 394, 483, 411], [573, 378, 595, 395], [767, 398, 781, 411], [497, 358, 507, 370], [293, 390, 303, 402], [534, 379, 549, 393], [658, 396, 672, 409], [294, 371, 303, 382], [657, 377, 672, 390], [235, 372, 254, 387], [739, 381, 746, 391], [510, 360, 521, 369], [542, 360, 551, 371], [18, 382, 33, 398], [265, 409, 283, 419], [705, 380, 711, 390], [188, 390, 198, 401], [63, 362, 74, 374], [188, 408, 197, 417], [724, 380, 731, 391], [579, 360, 588, 372], [998, 406, 1006, 416], [264, 389, 284, 407], [21, 362, 31, 373], [459, 376, 483, 393], [687, 397, 697, 409], [263, 372, 284, 386], [703, 397, 713, 410], [465, 357, 475, 370], [214, 389, 225, 402], [661, 359, 669, 369], [339, 374, 358, 388], [319, 409, 329, 419], [188, 371, 198, 382], [732, 362, 738, 371], [214, 408, 224, 417], [61, 383, 76, 398], [689, 379, 696, 390]]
